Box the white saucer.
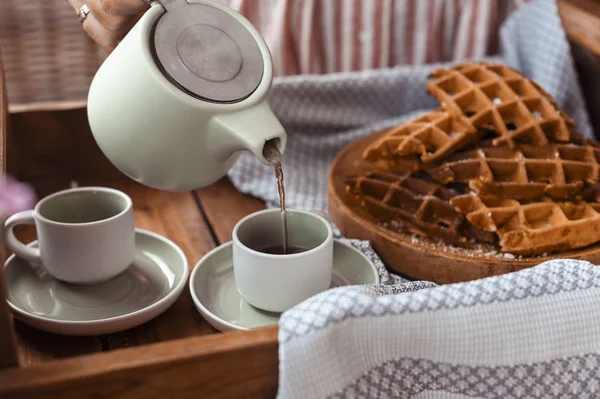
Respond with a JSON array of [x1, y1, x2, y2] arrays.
[[189, 240, 380, 332], [4, 228, 188, 336]]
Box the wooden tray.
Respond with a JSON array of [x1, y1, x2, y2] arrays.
[[328, 131, 600, 284], [0, 62, 278, 398]]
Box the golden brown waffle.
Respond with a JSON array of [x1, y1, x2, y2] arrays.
[[427, 63, 576, 148], [349, 61, 600, 256], [363, 109, 476, 164], [345, 171, 496, 246], [428, 140, 600, 201], [450, 194, 600, 255]]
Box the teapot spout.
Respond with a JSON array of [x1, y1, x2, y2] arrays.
[[210, 101, 287, 165]]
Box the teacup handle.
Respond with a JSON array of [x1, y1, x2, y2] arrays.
[[4, 210, 41, 264]]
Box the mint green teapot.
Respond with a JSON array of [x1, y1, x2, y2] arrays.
[[87, 0, 287, 190]]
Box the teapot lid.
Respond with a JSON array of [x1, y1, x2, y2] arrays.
[[153, 0, 264, 103]]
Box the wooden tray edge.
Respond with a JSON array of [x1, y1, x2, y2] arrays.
[[0, 325, 279, 399]]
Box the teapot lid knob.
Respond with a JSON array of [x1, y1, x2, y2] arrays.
[[153, 0, 264, 103]]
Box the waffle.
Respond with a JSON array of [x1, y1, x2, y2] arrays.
[[428, 140, 600, 201], [363, 109, 476, 164], [345, 171, 496, 246], [427, 63, 576, 148], [450, 194, 600, 255]]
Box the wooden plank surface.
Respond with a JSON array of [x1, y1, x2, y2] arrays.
[[559, 0, 600, 58], [0, 244, 18, 369], [196, 179, 266, 244], [99, 180, 218, 349], [0, 52, 18, 369], [12, 324, 101, 366], [0, 326, 279, 399]]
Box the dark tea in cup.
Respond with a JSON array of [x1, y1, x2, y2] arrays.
[[254, 245, 307, 255]]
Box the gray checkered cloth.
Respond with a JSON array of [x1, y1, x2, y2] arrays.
[[278, 259, 600, 398], [226, 0, 599, 397]]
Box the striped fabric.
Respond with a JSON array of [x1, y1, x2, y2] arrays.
[[0, 0, 530, 105], [219, 0, 530, 76]]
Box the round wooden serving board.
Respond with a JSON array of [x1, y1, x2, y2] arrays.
[[328, 131, 600, 284]]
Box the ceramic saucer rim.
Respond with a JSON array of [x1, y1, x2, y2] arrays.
[[4, 228, 189, 327], [189, 239, 380, 332]]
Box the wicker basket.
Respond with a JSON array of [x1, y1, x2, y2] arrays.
[[0, 0, 107, 110]]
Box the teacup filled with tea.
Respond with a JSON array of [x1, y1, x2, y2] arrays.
[[232, 209, 334, 313]]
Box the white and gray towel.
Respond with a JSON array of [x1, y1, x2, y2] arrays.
[[278, 259, 600, 398], [226, 0, 599, 397]]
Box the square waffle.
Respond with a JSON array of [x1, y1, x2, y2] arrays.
[[428, 139, 600, 201], [363, 109, 476, 164], [348, 61, 600, 257], [451, 194, 600, 255], [427, 63, 576, 148], [345, 171, 496, 246]]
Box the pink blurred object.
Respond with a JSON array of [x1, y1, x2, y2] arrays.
[[0, 175, 36, 217]]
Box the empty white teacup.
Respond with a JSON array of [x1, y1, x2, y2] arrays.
[[4, 187, 135, 284], [232, 209, 333, 313]]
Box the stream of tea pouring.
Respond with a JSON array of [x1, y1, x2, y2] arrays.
[[262, 140, 288, 254]]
